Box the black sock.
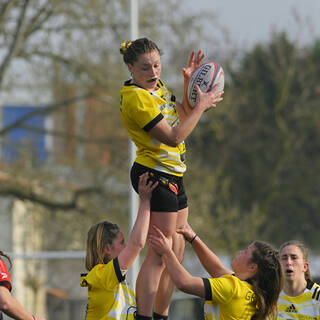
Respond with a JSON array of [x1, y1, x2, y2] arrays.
[[153, 312, 168, 320], [135, 314, 152, 320]]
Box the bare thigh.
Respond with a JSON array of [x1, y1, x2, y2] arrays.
[[150, 211, 178, 237]]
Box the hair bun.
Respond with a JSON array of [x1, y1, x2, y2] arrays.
[[120, 41, 132, 54]]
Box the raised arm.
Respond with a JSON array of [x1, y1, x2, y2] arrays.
[[177, 223, 233, 278], [176, 50, 206, 120], [149, 50, 223, 148], [149, 226, 206, 298], [0, 286, 46, 320], [118, 173, 158, 270], [149, 87, 223, 147]]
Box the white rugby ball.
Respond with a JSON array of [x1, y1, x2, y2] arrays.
[[187, 62, 224, 107]]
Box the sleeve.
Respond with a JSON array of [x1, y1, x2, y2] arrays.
[[126, 89, 164, 131], [203, 278, 212, 300], [83, 258, 125, 291], [0, 259, 12, 291], [204, 275, 237, 304]]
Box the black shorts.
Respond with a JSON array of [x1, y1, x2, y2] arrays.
[[130, 162, 188, 212]]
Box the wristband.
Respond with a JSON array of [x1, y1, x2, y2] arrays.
[[189, 234, 197, 244]]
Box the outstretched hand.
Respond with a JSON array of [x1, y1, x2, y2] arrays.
[[182, 50, 205, 80], [148, 225, 172, 256], [138, 172, 158, 201]]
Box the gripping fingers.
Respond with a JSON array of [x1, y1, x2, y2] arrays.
[[195, 50, 205, 64]]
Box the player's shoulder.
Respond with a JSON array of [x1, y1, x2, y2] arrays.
[[121, 80, 148, 95], [308, 280, 320, 300], [121, 82, 153, 105], [212, 274, 242, 288]]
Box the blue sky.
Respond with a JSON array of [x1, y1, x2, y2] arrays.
[[186, 0, 320, 49]]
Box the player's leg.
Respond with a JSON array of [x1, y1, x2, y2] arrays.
[[135, 210, 178, 318], [153, 207, 188, 318]]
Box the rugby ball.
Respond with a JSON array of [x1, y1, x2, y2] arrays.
[[187, 62, 224, 107]]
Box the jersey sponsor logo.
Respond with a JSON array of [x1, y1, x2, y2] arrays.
[[0, 272, 8, 280], [245, 291, 256, 303], [169, 182, 178, 195], [285, 303, 298, 313]]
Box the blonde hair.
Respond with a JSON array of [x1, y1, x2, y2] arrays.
[[280, 240, 312, 281], [85, 221, 120, 271]]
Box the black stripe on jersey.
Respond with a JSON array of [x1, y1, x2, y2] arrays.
[[113, 257, 125, 283], [203, 278, 212, 301], [307, 279, 314, 290], [143, 113, 164, 132], [123, 79, 144, 88], [312, 286, 319, 300], [157, 79, 175, 101], [158, 79, 164, 86]]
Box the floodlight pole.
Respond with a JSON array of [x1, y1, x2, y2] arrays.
[[128, 0, 139, 289]]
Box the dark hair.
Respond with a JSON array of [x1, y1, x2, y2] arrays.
[[85, 221, 120, 271], [279, 240, 312, 281], [120, 37, 161, 65], [249, 241, 283, 320], [0, 250, 12, 270]]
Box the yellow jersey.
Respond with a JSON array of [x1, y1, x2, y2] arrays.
[[120, 79, 186, 176], [80, 258, 136, 320], [203, 274, 257, 320], [277, 279, 320, 319]]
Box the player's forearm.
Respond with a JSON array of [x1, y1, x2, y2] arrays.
[[171, 106, 203, 144], [182, 77, 193, 114], [0, 289, 34, 320], [162, 249, 193, 290], [191, 236, 231, 278], [128, 200, 151, 249]]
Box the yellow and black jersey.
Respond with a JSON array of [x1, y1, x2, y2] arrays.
[[80, 258, 136, 320], [277, 279, 320, 319], [203, 274, 257, 320], [120, 79, 186, 176]]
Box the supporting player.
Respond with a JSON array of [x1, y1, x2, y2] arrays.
[[149, 223, 283, 320], [80, 173, 157, 319]]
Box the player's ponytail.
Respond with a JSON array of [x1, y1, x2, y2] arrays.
[[120, 41, 132, 54], [0, 250, 12, 269], [120, 37, 161, 65], [249, 241, 283, 320], [85, 221, 120, 271]]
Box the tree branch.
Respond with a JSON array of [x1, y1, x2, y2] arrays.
[[0, 92, 94, 136], [0, 0, 30, 88], [0, 171, 102, 210], [19, 124, 113, 144], [23, 2, 55, 39]]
